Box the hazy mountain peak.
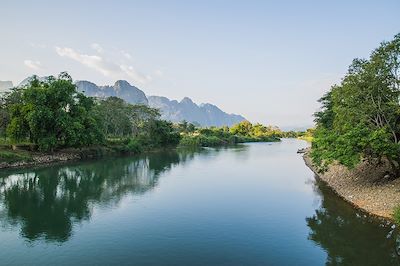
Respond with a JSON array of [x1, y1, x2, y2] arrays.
[[18, 75, 49, 87], [0, 81, 13, 92], [114, 80, 130, 87], [180, 97, 195, 105], [76, 80, 148, 105], [148, 95, 245, 127], [18, 76, 246, 127]]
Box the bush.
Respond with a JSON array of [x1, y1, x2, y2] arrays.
[[126, 138, 143, 153], [179, 135, 201, 147], [199, 135, 223, 146]]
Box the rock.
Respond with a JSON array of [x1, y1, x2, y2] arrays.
[[297, 148, 307, 154]]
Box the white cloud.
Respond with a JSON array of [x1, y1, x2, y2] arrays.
[[91, 43, 104, 54], [24, 60, 43, 70], [121, 50, 132, 60], [56, 46, 119, 77], [120, 65, 152, 84], [55, 46, 151, 85]]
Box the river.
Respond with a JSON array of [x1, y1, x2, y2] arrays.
[[0, 139, 398, 265]]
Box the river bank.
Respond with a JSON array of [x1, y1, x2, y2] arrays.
[[303, 149, 400, 221], [0, 146, 122, 170], [0, 136, 282, 170]]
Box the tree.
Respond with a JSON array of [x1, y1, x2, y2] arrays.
[[95, 97, 161, 138], [147, 120, 181, 147], [312, 33, 400, 176], [6, 73, 104, 151], [229, 120, 253, 136]]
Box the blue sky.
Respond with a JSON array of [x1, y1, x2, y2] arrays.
[[1, 1, 399, 128]]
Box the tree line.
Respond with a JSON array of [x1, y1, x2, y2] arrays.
[[0, 73, 180, 151], [312, 33, 400, 176], [0, 72, 303, 154]]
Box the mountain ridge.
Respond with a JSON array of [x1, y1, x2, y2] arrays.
[[76, 80, 245, 127], [5, 76, 245, 127]]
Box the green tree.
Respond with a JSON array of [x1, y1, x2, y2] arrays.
[[6, 73, 104, 151], [312, 33, 400, 176], [229, 120, 253, 136]]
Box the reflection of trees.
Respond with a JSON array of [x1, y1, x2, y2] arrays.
[[0, 149, 197, 242], [307, 179, 400, 266]]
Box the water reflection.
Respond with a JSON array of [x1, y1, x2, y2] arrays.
[[307, 178, 400, 265], [0, 149, 198, 242]]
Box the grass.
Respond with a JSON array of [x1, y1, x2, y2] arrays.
[[298, 136, 314, 142], [393, 206, 400, 225], [0, 150, 33, 163]]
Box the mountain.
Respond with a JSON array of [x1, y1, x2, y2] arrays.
[[18, 77, 246, 127], [18, 76, 49, 87], [76, 80, 246, 126], [0, 81, 13, 92], [75, 80, 148, 105], [148, 96, 245, 127]]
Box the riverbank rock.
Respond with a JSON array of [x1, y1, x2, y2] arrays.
[[297, 148, 307, 154], [303, 151, 400, 220]]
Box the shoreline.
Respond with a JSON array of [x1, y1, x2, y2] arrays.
[[0, 139, 282, 170], [303, 149, 400, 222], [0, 146, 115, 170]]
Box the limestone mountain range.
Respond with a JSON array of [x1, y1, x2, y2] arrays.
[[74, 80, 246, 127], [0, 77, 245, 127]]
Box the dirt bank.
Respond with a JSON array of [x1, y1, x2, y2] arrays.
[[0, 146, 115, 170], [303, 149, 400, 220]]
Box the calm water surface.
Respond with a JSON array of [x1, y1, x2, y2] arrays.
[[0, 139, 399, 265]]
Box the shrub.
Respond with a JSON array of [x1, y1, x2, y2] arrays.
[[126, 138, 143, 153]]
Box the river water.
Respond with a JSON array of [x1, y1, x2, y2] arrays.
[[0, 139, 398, 265]]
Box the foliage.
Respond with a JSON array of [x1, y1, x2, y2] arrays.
[[393, 206, 400, 225], [0, 73, 181, 154], [126, 138, 143, 153], [0, 150, 32, 163], [147, 120, 181, 147], [175, 120, 196, 133], [179, 121, 281, 147], [296, 128, 314, 142], [94, 96, 160, 138], [311, 33, 400, 176], [4, 73, 104, 151]]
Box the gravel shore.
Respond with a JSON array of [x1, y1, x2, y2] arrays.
[[0, 151, 82, 169], [303, 149, 400, 220], [0, 146, 114, 170]]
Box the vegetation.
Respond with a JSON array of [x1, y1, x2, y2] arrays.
[[0, 150, 32, 163], [0, 73, 181, 157], [297, 128, 314, 142], [2, 73, 104, 151], [311, 33, 400, 175], [0, 73, 306, 164], [393, 206, 400, 225], [178, 120, 281, 147]]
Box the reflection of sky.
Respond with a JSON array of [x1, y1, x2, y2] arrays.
[[0, 173, 36, 192]]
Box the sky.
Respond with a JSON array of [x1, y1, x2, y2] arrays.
[[1, 0, 399, 129]]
